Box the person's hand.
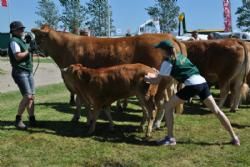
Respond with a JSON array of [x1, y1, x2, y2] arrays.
[[152, 68, 159, 74], [38, 53, 46, 57], [145, 72, 157, 84]]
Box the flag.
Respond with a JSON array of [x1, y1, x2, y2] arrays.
[[223, 0, 232, 32], [1, 0, 7, 7]]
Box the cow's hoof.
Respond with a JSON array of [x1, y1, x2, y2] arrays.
[[71, 116, 80, 122], [109, 125, 115, 131], [144, 135, 152, 141], [87, 130, 94, 136], [116, 106, 123, 112], [69, 100, 76, 106], [229, 109, 237, 113], [138, 126, 145, 132]]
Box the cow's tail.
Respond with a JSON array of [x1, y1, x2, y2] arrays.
[[239, 40, 249, 99]]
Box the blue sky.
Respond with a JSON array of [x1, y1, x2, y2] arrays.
[[0, 0, 243, 34]]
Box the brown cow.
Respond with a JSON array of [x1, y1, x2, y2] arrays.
[[61, 63, 158, 136], [31, 26, 185, 121], [183, 39, 249, 112]]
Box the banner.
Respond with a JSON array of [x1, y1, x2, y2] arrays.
[[223, 0, 232, 32], [1, 0, 7, 7]]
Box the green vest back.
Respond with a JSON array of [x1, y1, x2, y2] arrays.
[[169, 53, 200, 83], [8, 36, 33, 72]]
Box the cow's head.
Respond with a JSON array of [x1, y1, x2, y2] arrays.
[[61, 64, 90, 82], [31, 25, 52, 56]]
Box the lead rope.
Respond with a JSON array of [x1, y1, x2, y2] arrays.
[[33, 55, 40, 76], [32, 42, 42, 76]]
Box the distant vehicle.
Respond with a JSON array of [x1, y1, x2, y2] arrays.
[[0, 32, 36, 57], [0, 32, 10, 57], [176, 33, 208, 41], [212, 32, 250, 41], [176, 31, 250, 41]]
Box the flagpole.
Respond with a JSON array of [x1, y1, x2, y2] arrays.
[[8, 0, 11, 25]]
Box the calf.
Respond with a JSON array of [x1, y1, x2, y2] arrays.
[[61, 63, 158, 137]]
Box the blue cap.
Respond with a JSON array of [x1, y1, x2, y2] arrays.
[[10, 21, 25, 33]]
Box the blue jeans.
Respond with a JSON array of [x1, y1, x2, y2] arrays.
[[12, 68, 35, 96]]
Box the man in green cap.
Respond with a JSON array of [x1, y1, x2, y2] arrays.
[[8, 21, 36, 129], [145, 40, 240, 146]]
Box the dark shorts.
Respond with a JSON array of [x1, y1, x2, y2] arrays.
[[12, 68, 35, 96], [176, 83, 211, 101]]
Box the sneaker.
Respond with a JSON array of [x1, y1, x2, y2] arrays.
[[157, 136, 176, 146], [15, 115, 27, 130], [29, 116, 37, 127], [152, 122, 161, 131], [231, 136, 240, 146], [15, 120, 27, 130]]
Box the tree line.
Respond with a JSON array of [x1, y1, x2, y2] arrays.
[[35, 0, 250, 36]]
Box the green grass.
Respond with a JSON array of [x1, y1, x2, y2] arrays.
[[0, 84, 250, 167]]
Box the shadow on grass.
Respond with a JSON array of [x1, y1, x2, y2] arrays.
[[231, 123, 250, 129], [0, 119, 239, 147], [183, 101, 212, 115], [36, 102, 143, 123], [177, 140, 232, 146], [0, 120, 156, 146], [36, 102, 76, 115]]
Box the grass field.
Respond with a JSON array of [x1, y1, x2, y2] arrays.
[[0, 83, 250, 167]]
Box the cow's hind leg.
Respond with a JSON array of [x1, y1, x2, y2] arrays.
[[69, 93, 76, 106], [139, 105, 148, 132], [230, 81, 249, 112], [116, 99, 128, 112], [87, 107, 100, 135], [218, 82, 230, 108], [137, 94, 157, 138], [71, 95, 82, 122], [103, 105, 114, 131]]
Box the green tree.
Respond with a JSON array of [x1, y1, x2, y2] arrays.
[[35, 0, 60, 29], [236, 0, 250, 32], [146, 0, 180, 33], [86, 0, 115, 36], [59, 0, 87, 34]]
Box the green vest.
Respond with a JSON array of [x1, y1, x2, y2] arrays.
[[8, 36, 33, 72], [168, 53, 200, 83]]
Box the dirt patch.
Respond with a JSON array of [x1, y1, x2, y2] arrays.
[[0, 57, 63, 93]]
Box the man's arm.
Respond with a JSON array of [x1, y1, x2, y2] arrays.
[[15, 51, 29, 61], [10, 41, 29, 61]]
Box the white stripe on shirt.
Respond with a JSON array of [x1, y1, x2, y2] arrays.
[[10, 41, 21, 55], [184, 74, 206, 86]]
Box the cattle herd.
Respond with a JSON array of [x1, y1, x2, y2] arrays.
[[31, 25, 250, 137]]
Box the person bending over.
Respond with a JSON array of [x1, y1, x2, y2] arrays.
[[144, 40, 240, 146]]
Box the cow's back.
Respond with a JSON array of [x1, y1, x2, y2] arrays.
[[184, 39, 246, 84]]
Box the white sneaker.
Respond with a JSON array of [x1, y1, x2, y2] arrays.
[[157, 136, 176, 146], [15, 120, 27, 130], [231, 136, 240, 146]]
